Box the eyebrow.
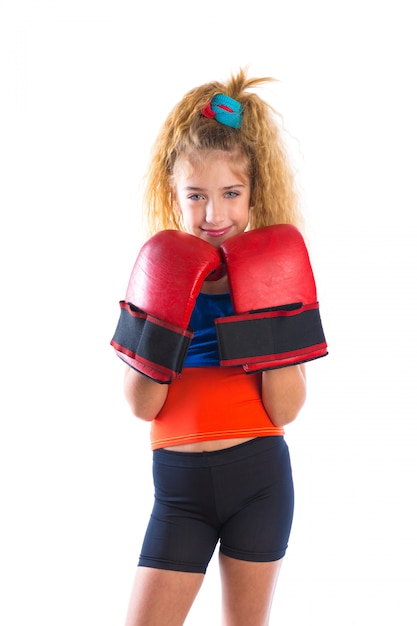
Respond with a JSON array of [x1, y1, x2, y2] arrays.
[[184, 184, 247, 192]]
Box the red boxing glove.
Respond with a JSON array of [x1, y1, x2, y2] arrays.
[[111, 231, 222, 383], [215, 225, 328, 372]]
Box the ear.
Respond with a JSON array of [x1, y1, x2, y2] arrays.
[[244, 207, 253, 232], [171, 192, 184, 231], [171, 188, 181, 214]]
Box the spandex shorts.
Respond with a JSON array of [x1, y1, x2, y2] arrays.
[[138, 436, 294, 574]]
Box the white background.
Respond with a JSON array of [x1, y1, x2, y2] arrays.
[[1, 1, 416, 624]]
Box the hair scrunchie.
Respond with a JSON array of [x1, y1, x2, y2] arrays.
[[201, 93, 243, 129]]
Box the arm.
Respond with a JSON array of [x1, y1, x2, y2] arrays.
[[261, 363, 306, 427], [123, 366, 169, 421]]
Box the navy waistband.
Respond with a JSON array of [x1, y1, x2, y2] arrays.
[[152, 436, 284, 469]]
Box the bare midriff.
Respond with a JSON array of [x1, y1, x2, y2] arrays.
[[164, 436, 256, 453]]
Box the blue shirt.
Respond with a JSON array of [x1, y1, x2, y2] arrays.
[[184, 292, 234, 367]]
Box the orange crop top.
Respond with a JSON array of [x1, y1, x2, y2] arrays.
[[150, 366, 284, 449]]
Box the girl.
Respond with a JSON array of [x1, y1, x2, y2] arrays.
[[111, 68, 327, 626]]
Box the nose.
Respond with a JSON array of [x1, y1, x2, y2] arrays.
[[205, 199, 225, 225]]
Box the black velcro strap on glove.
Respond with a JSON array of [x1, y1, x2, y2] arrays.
[[215, 304, 327, 367], [110, 302, 193, 378]]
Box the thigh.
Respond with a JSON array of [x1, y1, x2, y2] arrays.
[[139, 449, 220, 573], [218, 437, 294, 562], [219, 553, 283, 626], [124, 566, 204, 626]]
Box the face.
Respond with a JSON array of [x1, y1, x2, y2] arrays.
[[172, 150, 251, 247]]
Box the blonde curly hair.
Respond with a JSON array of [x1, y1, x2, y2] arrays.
[[142, 67, 303, 237]]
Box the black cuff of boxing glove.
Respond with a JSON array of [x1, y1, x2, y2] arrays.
[[111, 302, 193, 377], [215, 304, 327, 367]]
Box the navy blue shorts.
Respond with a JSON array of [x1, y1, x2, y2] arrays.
[[138, 436, 294, 574]]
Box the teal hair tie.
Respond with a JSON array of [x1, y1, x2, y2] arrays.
[[201, 93, 243, 129]]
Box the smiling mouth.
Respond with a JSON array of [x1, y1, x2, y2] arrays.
[[202, 227, 232, 237]]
